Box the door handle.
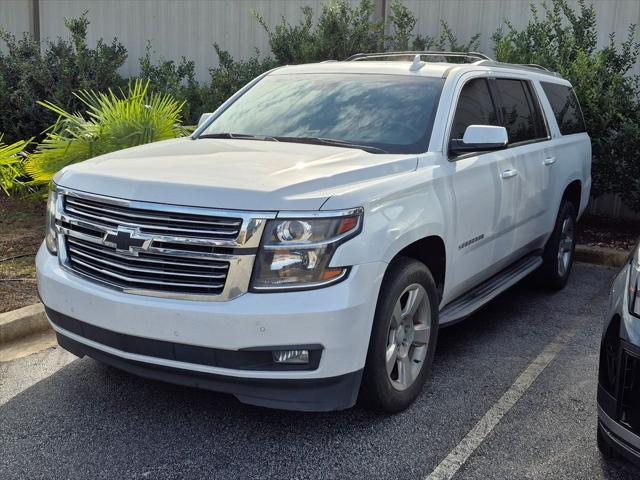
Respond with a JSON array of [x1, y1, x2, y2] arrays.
[[543, 157, 557, 166], [501, 169, 518, 179]]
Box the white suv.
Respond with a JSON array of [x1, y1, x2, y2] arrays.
[[37, 52, 591, 412]]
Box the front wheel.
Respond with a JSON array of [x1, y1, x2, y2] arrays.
[[361, 258, 439, 413], [535, 200, 577, 290]]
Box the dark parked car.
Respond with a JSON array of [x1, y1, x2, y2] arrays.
[[598, 240, 640, 463]]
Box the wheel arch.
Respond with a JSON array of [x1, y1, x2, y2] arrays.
[[562, 179, 582, 212], [389, 235, 447, 297]]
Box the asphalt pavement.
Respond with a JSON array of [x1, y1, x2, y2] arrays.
[[1, 263, 639, 479]]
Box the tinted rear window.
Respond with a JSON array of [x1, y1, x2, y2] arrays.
[[541, 82, 586, 135], [494, 79, 547, 144]]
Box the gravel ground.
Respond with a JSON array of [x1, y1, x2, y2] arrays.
[[2, 264, 640, 479]]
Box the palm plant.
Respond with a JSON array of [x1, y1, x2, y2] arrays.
[[25, 80, 189, 187], [0, 136, 30, 195]]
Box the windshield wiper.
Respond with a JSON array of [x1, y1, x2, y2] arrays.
[[274, 136, 388, 154], [198, 133, 279, 142]]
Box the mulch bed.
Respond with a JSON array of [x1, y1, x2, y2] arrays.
[[0, 195, 45, 313], [578, 215, 639, 252]]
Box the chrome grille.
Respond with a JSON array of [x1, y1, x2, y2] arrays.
[[64, 195, 242, 239], [66, 237, 228, 295], [54, 187, 273, 301]]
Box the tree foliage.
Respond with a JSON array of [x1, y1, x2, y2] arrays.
[[0, 11, 127, 144], [493, 0, 640, 209]]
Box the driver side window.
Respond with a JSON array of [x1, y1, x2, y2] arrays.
[[450, 78, 499, 141]]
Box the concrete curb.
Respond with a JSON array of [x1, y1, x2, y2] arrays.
[[0, 245, 629, 348], [575, 245, 629, 269], [0, 303, 48, 346]]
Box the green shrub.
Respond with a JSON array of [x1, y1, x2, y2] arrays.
[[255, 0, 480, 64], [25, 80, 188, 187], [0, 12, 127, 144], [387, 2, 480, 52], [254, 0, 385, 63], [204, 45, 279, 112], [139, 42, 203, 125], [493, 0, 640, 210]]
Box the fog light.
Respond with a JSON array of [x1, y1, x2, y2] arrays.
[[273, 349, 309, 364]]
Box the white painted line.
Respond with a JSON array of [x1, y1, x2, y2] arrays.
[[425, 325, 580, 480]]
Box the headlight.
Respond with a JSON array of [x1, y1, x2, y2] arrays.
[[630, 242, 640, 318], [250, 209, 363, 291], [45, 184, 58, 255]]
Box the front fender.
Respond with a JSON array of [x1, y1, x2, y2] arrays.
[[326, 167, 449, 268]]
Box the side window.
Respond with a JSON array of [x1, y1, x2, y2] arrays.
[[541, 82, 586, 135], [494, 79, 547, 144], [450, 78, 499, 140]]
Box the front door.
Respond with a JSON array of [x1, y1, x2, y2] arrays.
[[446, 76, 521, 299]]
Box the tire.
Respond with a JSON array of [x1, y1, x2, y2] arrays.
[[535, 200, 577, 290], [361, 257, 439, 413]]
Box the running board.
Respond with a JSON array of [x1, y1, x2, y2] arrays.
[[439, 256, 543, 326]]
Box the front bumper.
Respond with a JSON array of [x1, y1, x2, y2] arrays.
[[599, 408, 640, 465], [37, 244, 386, 410]]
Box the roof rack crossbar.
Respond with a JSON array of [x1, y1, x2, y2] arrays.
[[346, 51, 492, 63]]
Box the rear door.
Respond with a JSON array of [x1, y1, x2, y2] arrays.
[[538, 81, 590, 224], [491, 78, 551, 251]]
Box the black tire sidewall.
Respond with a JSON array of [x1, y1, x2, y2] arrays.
[[361, 257, 439, 412], [539, 200, 577, 289]]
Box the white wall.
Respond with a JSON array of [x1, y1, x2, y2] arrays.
[[0, 0, 30, 42]]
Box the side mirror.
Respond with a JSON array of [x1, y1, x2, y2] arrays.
[[449, 125, 508, 156], [198, 113, 213, 128]]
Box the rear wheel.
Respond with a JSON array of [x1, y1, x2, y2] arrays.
[[361, 258, 439, 413], [535, 200, 577, 290]]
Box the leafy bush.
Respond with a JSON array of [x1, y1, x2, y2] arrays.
[[254, 0, 385, 63], [139, 42, 203, 125], [387, 2, 480, 52], [0, 137, 30, 195], [0, 12, 127, 144], [24, 80, 188, 187], [493, 0, 640, 210], [204, 45, 278, 112], [255, 0, 480, 64]]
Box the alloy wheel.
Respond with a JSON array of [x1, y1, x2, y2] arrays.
[[557, 215, 575, 277], [385, 283, 431, 391]]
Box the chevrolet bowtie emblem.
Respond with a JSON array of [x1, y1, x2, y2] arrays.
[[102, 227, 152, 255]]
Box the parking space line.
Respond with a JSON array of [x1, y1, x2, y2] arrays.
[[425, 322, 582, 480]]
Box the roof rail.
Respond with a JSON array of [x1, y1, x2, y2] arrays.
[[346, 51, 492, 63], [475, 60, 560, 77]]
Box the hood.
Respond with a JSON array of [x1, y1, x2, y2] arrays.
[[55, 137, 418, 211]]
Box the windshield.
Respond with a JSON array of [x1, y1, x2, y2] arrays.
[[199, 73, 444, 154]]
